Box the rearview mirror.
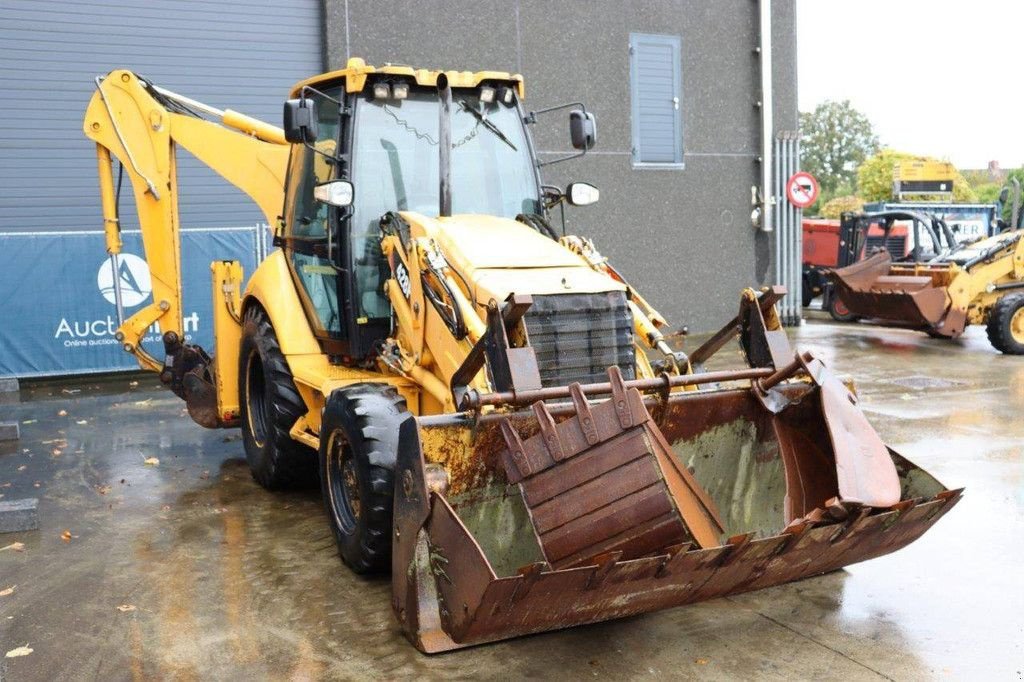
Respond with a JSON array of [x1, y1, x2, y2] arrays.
[[569, 110, 597, 150], [283, 98, 318, 144], [566, 182, 599, 206], [313, 179, 353, 207]]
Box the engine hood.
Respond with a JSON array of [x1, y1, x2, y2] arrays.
[[399, 212, 626, 301]]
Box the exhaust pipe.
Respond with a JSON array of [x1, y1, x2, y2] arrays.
[[437, 73, 452, 217]]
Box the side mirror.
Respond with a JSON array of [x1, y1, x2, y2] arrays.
[[999, 187, 1010, 204], [313, 179, 353, 207], [566, 182, 599, 206], [569, 110, 597, 150], [283, 98, 318, 144]]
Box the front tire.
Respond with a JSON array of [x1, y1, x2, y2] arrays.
[[319, 383, 409, 574], [986, 293, 1024, 354], [239, 306, 316, 489], [826, 288, 859, 323]]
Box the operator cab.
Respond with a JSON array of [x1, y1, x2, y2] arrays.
[[278, 58, 597, 363]]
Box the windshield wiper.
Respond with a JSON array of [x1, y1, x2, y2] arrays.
[[458, 100, 517, 151]]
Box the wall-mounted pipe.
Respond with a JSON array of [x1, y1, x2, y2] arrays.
[[758, 0, 774, 234]]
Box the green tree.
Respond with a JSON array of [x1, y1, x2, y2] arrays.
[[800, 100, 880, 200], [820, 195, 864, 219], [857, 149, 978, 203]]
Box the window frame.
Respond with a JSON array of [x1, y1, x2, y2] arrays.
[[629, 32, 684, 170]]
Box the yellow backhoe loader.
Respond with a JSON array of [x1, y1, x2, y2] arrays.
[[827, 226, 1024, 353], [83, 60, 959, 653]]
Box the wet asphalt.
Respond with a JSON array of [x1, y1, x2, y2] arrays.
[[0, 317, 1021, 680]]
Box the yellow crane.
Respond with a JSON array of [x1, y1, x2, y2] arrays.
[[83, 60, 959, 652]]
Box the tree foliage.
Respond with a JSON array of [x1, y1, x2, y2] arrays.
[[800, 100, 880, 198], [819, 195, 864, 219], [856, 149, 978, 203]]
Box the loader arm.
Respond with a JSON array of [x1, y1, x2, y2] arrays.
[[82, 70, 290, 371]]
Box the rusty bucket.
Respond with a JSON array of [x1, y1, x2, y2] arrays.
[[390, 293, 960, 652], [827, 252, 955, 333]]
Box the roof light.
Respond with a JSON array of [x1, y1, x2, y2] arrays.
[[479, 85, 495, 104], [372, 82, 391, 100], [392, 81, 409, 100], [497, 86, 514, 105]]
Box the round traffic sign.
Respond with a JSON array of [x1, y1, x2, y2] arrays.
[[786, 171, 819, 209]]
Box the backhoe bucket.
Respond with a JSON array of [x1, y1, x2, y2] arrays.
[[827, 252, 951, 329], [392, 355, 960, 653]]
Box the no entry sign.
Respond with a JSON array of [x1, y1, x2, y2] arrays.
[[786, 171, 819, 209]]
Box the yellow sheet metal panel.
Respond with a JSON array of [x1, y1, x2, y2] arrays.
[[243, 250, 321, 355]]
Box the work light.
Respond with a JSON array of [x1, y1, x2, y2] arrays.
[[479, 85, 495, 104], [372, 82, 391, 100], [392, 81, 409, 100]]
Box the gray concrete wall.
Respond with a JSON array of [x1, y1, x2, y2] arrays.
[[322, 0, 797, 333]]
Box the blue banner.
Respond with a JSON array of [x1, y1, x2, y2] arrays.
[[0, 227, 265, 378]]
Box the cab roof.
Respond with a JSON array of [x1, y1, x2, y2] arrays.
[[289, 57, 525, 98]]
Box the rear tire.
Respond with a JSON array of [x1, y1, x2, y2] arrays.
[[239, 306, 316, 489], [319, 383, 409, 574], [986, 293, 1024, 354]]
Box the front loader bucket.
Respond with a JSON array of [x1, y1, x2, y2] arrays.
[[392, 358, 960, 653], [827, 252, 951, 329]]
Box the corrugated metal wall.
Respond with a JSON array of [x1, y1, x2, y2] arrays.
[[0, 0, 322, 233]]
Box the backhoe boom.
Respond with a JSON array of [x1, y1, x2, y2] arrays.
[[83, 70, 290, 370]]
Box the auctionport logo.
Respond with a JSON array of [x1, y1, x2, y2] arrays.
[[52, 254, 198, 347], [97, 253, 152, 307]]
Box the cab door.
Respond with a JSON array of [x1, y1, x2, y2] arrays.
[[280, 87, 347, 352]]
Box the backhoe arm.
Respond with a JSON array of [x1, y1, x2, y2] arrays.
[[83, 69, 290, 371]]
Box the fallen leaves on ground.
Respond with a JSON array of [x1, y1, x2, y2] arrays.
[[60, 530, 73, 542], [129, 381, 139, 388], [116, 604, 136, 613], [51, 450, 62, 457], [57, 410, 67, 417], [143, 457, 160, 466], [96, 485, 111, 495], [5, 645, 32, 658], [0, 585, 14, 596], [76, 420, 87, 425], [16, 465, 25, 472], [694, 658, 709, 665], [0, 542, 24, 552]]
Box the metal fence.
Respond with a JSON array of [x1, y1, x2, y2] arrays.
[[773, 132, 803, 326]]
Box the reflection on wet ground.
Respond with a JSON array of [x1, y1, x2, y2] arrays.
[[1, 319, 1021, 679]]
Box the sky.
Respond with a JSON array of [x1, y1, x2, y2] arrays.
[[798, 0, 1023, 169]]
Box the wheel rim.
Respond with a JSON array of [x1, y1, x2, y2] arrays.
[[245, 350, 269, 448], [326, 430, 360, 534], [1011, 307, 1024, 344], [833, 298, 850, 317]]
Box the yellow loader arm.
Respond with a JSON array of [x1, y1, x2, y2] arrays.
[[82, 70, 290, 371]]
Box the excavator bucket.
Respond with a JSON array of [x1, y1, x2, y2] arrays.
[[827, 252, 953, 331], [391, 289, 960, 653]]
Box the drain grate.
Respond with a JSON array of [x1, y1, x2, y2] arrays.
[[883, 375, 966, 390]]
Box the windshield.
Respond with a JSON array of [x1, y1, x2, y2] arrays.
[[348, 88, 541, 321], [351, 89, 540, 218]]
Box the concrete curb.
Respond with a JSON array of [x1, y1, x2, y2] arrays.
[[0, 498, 39, 533], [0, 423, 18, 442]]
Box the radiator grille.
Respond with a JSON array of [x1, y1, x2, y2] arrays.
[[523, 292, 636, 388], [866, 234, 906, 256]]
